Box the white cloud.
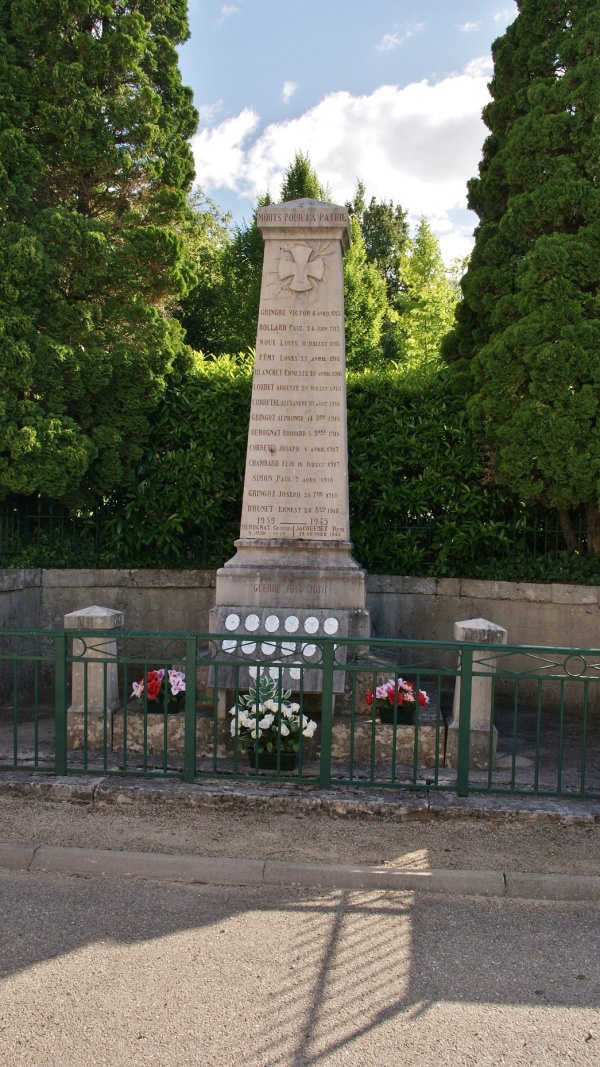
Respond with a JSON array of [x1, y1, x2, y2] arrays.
[[194, 107, 259, 190], [376, 23, 424, 52], [458, 21, 479, 32], [192, 61, 493, 261], [220, 3, 240, 17], [197, 101, 224, 126], [282, 81, 297, 104], [464, 56, 493, 78], [493, 5, 518, 22]]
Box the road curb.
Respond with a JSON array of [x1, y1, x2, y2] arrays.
[[1, 841, 599, 900]]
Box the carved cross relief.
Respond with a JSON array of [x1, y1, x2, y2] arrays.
[[277, 243, 325, 292]]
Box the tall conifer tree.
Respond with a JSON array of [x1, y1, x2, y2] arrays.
[[444, 1, 600, 549], [0, 0, 198, 507]]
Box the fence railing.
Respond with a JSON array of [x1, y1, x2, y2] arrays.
[[0, 628, 599, 800], [0, 499, 596, 579]]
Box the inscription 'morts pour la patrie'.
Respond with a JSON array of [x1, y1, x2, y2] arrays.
[[239, 201, 351, 542]]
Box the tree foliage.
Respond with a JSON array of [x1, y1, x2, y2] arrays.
[[347, 180, 409, 304], [279, 151, 329, 202], [0, 0, 198, 508], [395, 218, 458, 365], [443, 0, 600, 548]]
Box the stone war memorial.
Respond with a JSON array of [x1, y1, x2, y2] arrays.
[[209, 199, 370, 693]]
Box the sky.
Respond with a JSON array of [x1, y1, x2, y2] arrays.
[[179, 0, 520, 262]]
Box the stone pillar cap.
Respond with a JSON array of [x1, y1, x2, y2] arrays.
[[454, 618, 507, 643], [64, 605, 124, 628], [257, 199, 351, 250]]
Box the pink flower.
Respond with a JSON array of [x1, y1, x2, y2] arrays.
[[131, 680, 144, 699], [168, 670, 186, 695]]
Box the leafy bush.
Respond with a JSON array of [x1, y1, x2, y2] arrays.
[[2, 358, 598, 582]]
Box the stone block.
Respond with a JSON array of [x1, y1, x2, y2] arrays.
[[551, 584, 599, 605], [331, 719, 444, 768], [64, 604, 124, 717], [445, 721, 498, 771], [435, 578, 461, 597], [111, 709, 229, 757], [67, 709, 113, 750], [450, 617, 506, 768]]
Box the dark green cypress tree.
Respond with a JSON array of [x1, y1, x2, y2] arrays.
[[0, 0, 198, 507], [444, 0, 600, 549]]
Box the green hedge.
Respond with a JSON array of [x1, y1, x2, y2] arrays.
[[1, 355, 598, 581]]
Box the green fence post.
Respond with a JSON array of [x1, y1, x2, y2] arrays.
[[456, 643, 473, 797], [54, 632, 68, 775], [183, 635, 197, 783], [319, 640, 334, 789]]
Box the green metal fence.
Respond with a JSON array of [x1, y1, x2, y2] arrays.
[[0, 627, 599, 799], [1, 498, 598, 578]]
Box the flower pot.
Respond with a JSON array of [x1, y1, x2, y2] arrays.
[[247, 750, 297, 772], [379, 704, 414, 726], [145, 695, 184, 715]]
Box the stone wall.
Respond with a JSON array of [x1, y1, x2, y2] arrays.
[[366, 575, 600, 649], [0, 568, 598, 649], [40, 569, 215, 633]]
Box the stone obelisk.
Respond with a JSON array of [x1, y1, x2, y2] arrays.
[[209, 199, 370, 691]]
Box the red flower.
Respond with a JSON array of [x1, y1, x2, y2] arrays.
[[146, 678, 162, 701], [387, 690, 404, 705], [418, 690, 428, 706], [365, 690, 374, 705]]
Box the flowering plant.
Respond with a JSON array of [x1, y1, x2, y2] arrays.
[[131, 668, 186, 705], [365, 677, 429, 718], [229, 675, 317, 754]]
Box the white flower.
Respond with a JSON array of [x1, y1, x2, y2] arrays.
[[264, 699, 278, 713], [240, 715, 254, 729], [302, 720, 317, 738], [282, 706, 294, 719], [228, 705, 238, 716], [230, 719, 238, 737], [280, 722, 290, 737], [131, 680, 144, 699], [249, 723, 262, 739], [290, 702, 300, 713], [168, 670, 186, 695], [258, 713, 275, 730]]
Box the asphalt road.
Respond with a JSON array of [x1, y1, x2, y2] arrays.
[[0, 868, 598, 1066]]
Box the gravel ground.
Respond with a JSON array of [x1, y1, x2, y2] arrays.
[[0, 869, 598, 1067], [1, 794, 599, 875]]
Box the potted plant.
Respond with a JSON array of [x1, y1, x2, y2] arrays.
[[130, 668, 186, 713], [229, 674, 317, 771], [365, 677, 429, 725]]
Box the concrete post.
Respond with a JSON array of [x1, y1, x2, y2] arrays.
[[64, 605, 124, 748], [446, 617, 507, 770]]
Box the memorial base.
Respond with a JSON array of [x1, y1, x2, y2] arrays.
[[67, 707, 116, 750], [210, 537, 370, 694]]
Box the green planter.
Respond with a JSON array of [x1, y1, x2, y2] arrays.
[[145, 694, 184, 715], [379, 704, 414, 726], [247, 750, 297, 772]]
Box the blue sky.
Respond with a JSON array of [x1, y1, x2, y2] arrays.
[[180, 0, 519, 261]]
